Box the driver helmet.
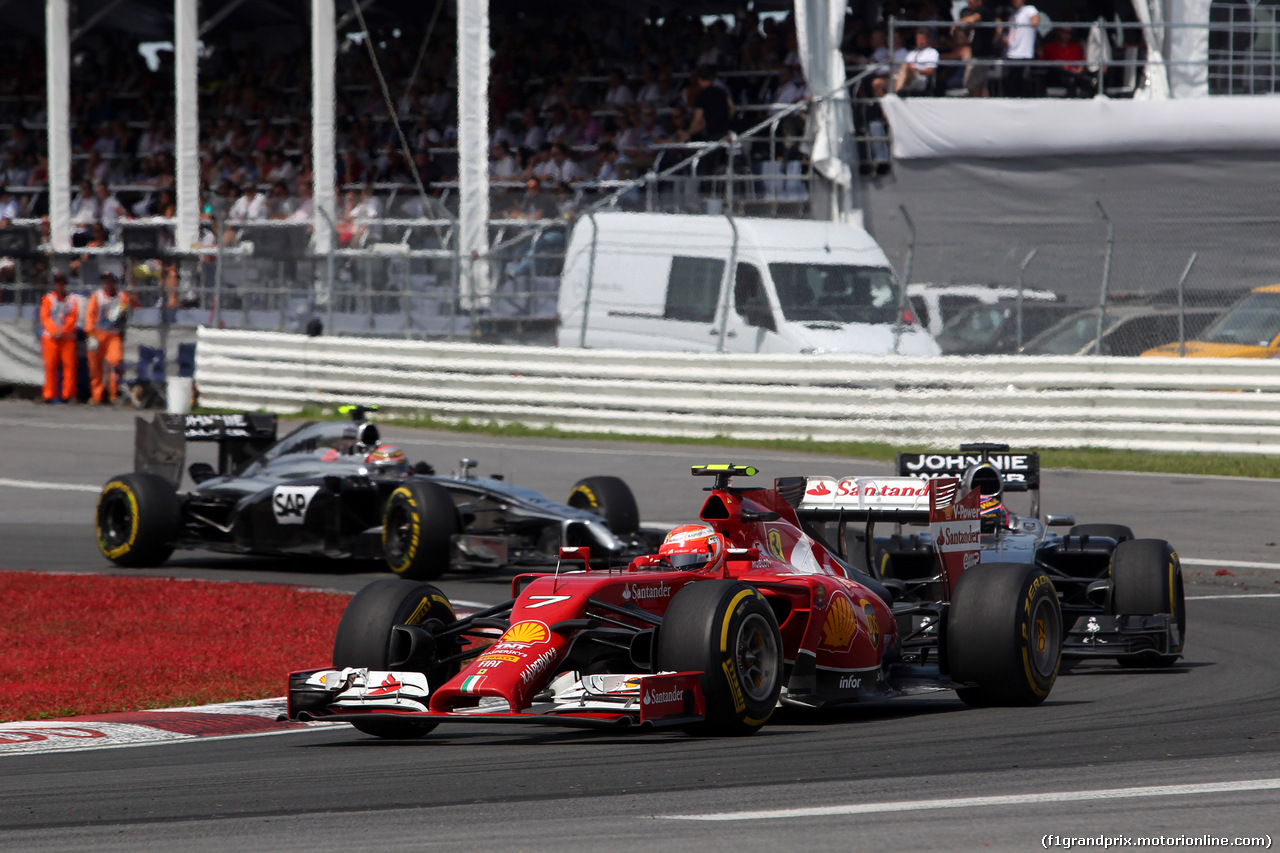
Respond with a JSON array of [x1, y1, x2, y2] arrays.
[[365, 444, 409, 476], [658, 523, 725, 573], [962, 462, 1007, 532], [979, 493, 1008, 528]]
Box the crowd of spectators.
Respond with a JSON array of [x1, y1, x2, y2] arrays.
[[0, 1, 1123, 255]]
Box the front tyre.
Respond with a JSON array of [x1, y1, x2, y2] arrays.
[[948, 563, 1062, 707], [382, 479, 459, 581], [95, 473, 181, 567], [567, 475, 640, 536], [655, 580, 783, 736], [333, 578, 459, 739], [1110, 538, 1185, 668]]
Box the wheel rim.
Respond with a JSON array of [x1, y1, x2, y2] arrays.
[[385, 503, 413, 561], [735, 613, 779, 703], [1028, 595, 1060, 678], [98, 491, 132, 549]]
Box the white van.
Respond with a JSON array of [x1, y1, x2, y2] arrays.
[[558, 213, 940, 355]]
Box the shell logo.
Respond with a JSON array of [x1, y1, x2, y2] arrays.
[[820, 593, 857, 651], [860, 599, 880, 650], [501, 621, 550, 645]]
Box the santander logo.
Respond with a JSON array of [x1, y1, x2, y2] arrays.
[[806, 482, 831, 496], [643, 687, 684, 706], [622, 582, 672, 601]]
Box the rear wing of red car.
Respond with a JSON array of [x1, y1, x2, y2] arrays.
[[134, 413, 278, 486], [790, 475, 956, 525]]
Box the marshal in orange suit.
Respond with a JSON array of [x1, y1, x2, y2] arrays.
[[84, 271, 136, 404], [39, 270, 78, 403]]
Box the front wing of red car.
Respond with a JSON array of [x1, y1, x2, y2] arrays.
[[286, 667, 706, 731]]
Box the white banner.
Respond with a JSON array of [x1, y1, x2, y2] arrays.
[[881, 94, 1280, 159]]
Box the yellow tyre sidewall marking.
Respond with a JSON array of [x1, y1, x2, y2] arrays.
[[385, 488, 420, 574], [719, 589, 763, 717], [569, 485, 597, 508], [1020, 578, 1058, 697], [98, 482, 139, 560]]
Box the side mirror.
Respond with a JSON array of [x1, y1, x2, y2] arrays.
[[559, 545, 591, 566], [1045, 514, 1075, 527]]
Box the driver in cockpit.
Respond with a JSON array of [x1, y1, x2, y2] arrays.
[[962, 462, 1011, 533]]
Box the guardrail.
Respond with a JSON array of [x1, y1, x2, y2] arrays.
[[195, 328, 1280, 455]]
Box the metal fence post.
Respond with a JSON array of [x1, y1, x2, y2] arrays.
[[467, 252, 477, 338], [1095, 200, 1114, 356], [401, 253, 413, 339], [448, 237, 460, 339], [277, 260, 287, 331], [1176, 252, 1198, 357], [1016, 248, 1038, 350], [893, 204, 915, 355], [717, 212, 739, 353], [580, 211, 600, 348], [725, 136, 736, 215]]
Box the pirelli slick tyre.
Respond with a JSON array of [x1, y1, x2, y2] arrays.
[[95, 473, 181, 568], [1110, 538, 1186, 668], [567, 475, 640, 536], [382, 479, 458, 581], [948, 563, 1062, 707], [655, 580, 783, 737], [333, 578, 459, 739], [1069, 523, 1135, 545]]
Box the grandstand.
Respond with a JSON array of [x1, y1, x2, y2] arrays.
[[1, 0, 1279, 366]]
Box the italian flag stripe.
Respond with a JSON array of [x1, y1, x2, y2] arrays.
[[461, 675, 482, 693]]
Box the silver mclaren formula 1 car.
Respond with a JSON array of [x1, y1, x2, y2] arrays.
[[95, 408, 653, 578]]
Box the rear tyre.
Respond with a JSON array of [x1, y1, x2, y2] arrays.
[[333, 578, 459, 738], [95, 473, 181, 567], [1110, 538, 1185, 668], [948, 563, 1062, 707], [382, 479, 459, 581], [1069, 523, 1135, 544], [655, 580, 783, 736], [567, 475, 640, 536]]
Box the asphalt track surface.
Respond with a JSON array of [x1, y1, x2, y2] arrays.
[[1, 399, 1278, 852]]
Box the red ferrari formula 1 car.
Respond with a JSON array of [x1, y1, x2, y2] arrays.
[[287, 465, 1063, 738]]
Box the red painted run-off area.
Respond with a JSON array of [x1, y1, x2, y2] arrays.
[[0, 571, 350, 724]]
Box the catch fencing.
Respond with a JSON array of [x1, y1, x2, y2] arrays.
[[196, 327, 1280, 455]]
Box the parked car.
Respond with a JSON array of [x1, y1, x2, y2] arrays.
[[936, 301, 1078, 355], [558, 212, 939, 356], [907, 283, 1060, 338], [1020, 304, 1223, 357], [1142, 283, 1280, 358]]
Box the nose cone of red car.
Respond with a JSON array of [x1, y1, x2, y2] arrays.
[[431, 619, 567, 714]]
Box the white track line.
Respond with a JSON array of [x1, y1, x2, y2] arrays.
[[0, 478, 100, 493], [1188, 593, 1280, 601], [660, 779, 1280, 821], [1182, 557, 1280, 572], [0, 417, 130, 432]]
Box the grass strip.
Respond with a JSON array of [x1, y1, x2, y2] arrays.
[[0, 572, 349, 722]]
